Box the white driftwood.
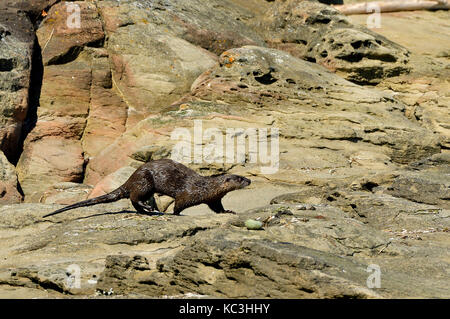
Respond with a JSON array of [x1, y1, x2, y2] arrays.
[[333, 0, 449, 15]]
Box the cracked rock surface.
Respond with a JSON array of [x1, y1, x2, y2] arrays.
[[0, 0, 448, 298]]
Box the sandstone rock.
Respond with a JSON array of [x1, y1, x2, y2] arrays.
[[84, 45, 440, 186], [1, 1, 59, 16], [17, 137, 85, 202], [16, 55, 93, 201], [37, 1, 105, 66], [0, 151, 22, 204], [190, 46, 439, 164], [97, 234, 383, 298], [0, 0, 448, 300], [88, 166, 136, 198], [270, 179, 450, 232], [259, 0, 410, 84], [98, 0, 265, 55], [130, 145, 171, 163], [39, 182, 92, 205], [94, 204, 449, 298], [83, 122, 175, 186], [387, 153, 450, 209], [0, 187, 448, 298], [0, 10, 34, 163], [105, 28, 218, 126], [348, 11, 449, 153]]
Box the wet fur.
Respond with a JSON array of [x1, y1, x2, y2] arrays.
[[43, 159, 251, 218]]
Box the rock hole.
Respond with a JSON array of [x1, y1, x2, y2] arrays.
[[351, 41, 363, 49], [337, 53, 364, 63], [361, 181, 378, 192], [294, 39, 308, 45], [254, 71, 278, 85], [286, 78, 296, 84], [0, 58, 14, 72], [307, 16, 331, 24]]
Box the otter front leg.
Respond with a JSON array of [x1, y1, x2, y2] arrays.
[[173, 193, 195, 215], [207, 200, 236, 215], [173, 200, 188, 215]]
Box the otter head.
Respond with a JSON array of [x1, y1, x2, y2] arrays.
[[219, 174, 251, 192]]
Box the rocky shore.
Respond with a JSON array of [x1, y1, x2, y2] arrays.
[[0, 0, 448, 298]]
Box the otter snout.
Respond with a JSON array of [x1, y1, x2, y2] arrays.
[[242, 177, 251, 187]]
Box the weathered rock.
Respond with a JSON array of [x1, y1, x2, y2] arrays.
[[190, 46, 439, 164], [130, 145, 171, 163], [96, 234, 383, 298], [97, 0, 265, 55], [88, 166, 136, 198], [84, 127, 173, 186], [270, 164, 450, 233], [39, 182, 92, 205], [387, 152, 450, 209], [94, 204, 449, 298], [0, 151, 22, 204], [37, 1, 105, 66], [84, 44, 440, 187], [258, 0, 410, 84], [16, 6, 129, 200], [17, 136, 85, 202], [16, 0, 223, 196], [0, 9, 34, 164], [388, 172, 449, 208], [0, 0, 448, 300], [104, 27, 218, 126], [348, 10, 449, 151], [1, 1, 59, 16], [81, 49, 128, 158], [0, 179, 449, 298]]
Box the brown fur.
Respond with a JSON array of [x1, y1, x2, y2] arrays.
[[43, 159, 251, 218]]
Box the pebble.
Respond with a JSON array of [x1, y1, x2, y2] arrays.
[[296, 204, 316, 210], [245, 219, 264, 230]]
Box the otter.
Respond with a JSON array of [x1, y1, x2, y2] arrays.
[[43, 159, 251, 218]]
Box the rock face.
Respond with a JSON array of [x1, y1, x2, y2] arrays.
[[257, 0, 411, 84], [0, 151, 22, 204], [0, 179, 448, 298], [0, 8, 34, 164], [0, 0, 449, 299]]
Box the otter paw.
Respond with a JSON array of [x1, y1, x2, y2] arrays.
[[222, 210, 237, 215]]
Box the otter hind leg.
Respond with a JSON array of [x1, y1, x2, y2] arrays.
[[130, 186, 162, 215], [132, 200, 161, 215]]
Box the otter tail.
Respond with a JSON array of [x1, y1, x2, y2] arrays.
[[43, 187, 128, 218]]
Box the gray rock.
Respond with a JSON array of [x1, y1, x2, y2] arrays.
[[258, 0, 410, 84]]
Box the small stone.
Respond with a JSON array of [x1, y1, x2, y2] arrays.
[[245, 219, 264, 230], [296, 204, 316, 210]]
